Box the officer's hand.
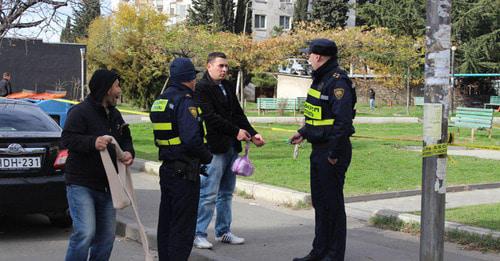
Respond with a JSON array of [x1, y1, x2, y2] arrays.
[[289, 132, 303, 145], [120, 151, 134, 166], [251, 134, 265, 147], [237, 129, 251, 141], [327, 157, 338, 166], [95, 135, 112, 151]]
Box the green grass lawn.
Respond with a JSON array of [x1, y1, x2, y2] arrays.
[[130, 123, 500, 196], [447, 203, 500, 231]]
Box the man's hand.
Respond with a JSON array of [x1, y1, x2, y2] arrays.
[[251, 134, 265, 147], [327, 157, 338, 166], [95, 135, 112, 151], [289, 132, 304, 145], [120, 151, 134, 166], [236, 129, 251, 141]]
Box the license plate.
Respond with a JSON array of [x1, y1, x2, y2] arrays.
[[0, 157, 41, 169]]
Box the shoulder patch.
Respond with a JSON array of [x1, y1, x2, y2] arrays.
[[188, 107, 198, 118], [333, 88, 344, 100], [333, 72, 341, 79]]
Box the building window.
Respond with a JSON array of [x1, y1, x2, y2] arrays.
[[279, 16, 290, 30], [255, 15, 266, 29]]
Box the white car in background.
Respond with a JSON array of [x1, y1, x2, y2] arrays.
[[278, 58, 312, 76]]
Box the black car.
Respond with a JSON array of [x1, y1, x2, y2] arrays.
[[0, 99, 70, 227]]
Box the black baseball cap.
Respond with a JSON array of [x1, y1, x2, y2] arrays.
[[299, 38, 338, 57]]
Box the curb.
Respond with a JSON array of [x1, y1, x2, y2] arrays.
[[372, 209, 500, 239], [132, 158, 500, 206]]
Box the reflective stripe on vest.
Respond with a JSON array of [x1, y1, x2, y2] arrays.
[[152, 123, 172, 131], [305, 119, 335, 126], [308, 88, 329, 101], [303, 101, 322, 120], [198, 107, 208, 143], [151, 99, 168, 112], [155, 137, 181, 146]]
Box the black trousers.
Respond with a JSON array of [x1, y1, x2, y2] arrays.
[[309, 140, 351, 261], [157, 162, 200, 261]]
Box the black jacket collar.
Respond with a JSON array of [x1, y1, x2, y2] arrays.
[[312, 59, 339, 80]]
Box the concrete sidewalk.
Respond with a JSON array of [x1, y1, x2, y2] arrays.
[[116, 171, 500, 261]]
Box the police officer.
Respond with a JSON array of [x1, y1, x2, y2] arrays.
[[150, 57, 213, 261], [290, 39, 356, 261]]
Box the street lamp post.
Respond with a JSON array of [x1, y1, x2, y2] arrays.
[[80, 48, 86, 101], [451, 46, 457, 112]]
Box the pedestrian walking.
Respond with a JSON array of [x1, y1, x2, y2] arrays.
[[193, 52, 265, 249], [290, 39, 357, 261], [369, 88, 376, 111], [0, 72, 13, 97], [62, 69, 135, 261], [150, 57, 213, 261]]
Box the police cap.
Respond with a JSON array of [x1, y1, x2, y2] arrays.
[[299, 38, 337, 58]]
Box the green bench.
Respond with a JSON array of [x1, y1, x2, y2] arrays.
[[414, 96, 424, 106], [257, 98, 299, 116], [484, 96, 500, 109], [450, 107, 494, 142]]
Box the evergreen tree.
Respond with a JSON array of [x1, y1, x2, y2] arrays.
[[293, 0, 309, 24], [213, 0, 235, 32], [60, 17, 75, 43], [187, 0, 213, 26], [71, 0, 101, 39], [234, 0, 252, 34], [311, 0, 349, 28]]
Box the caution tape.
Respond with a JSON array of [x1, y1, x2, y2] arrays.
[[54, 99, 149, 116], [422, 143, 448, 157]]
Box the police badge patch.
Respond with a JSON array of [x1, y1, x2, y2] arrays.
[[334, 88, 344, 99], [188, 107, 198, 118]]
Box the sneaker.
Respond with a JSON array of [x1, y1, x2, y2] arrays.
[[215, 232, 245, 245], [193, 236, 213, 249]]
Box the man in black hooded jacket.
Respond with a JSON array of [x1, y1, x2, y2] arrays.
[[62, 69, 134, 261]]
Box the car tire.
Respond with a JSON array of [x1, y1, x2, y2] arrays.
[[49, 210, 72, 228], [291, 69, 297, 75]]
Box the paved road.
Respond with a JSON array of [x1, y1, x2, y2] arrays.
[[118, 171, 500, 261], [0, 213, 156, 261]]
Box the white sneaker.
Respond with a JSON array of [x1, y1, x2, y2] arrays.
[[193, 236, 213, 249], [215, 232, 245, 245]]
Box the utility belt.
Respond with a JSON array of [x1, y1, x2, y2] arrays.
[[163, 158, 207, 182]]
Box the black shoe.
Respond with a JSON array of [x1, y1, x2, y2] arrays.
[[293, 253, 320, 261]]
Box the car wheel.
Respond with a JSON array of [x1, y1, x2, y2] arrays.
[[49, 210, 72, 228], [291, 69, 297, 75]]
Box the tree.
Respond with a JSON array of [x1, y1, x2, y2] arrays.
[[71, 0, 100, 40], [60, 16, 74, 42], [187, 0, 213, 27], [311, 0, 349, 28], [293, 0, 309, 24], [0, 0, 67, 39], [234, 0, 252, 34]]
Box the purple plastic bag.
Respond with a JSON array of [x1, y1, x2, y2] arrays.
[[231, 142, 254, 177]]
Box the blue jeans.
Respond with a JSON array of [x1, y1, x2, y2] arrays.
[[369, 98, 375, 110], [65, 184, 116, 261], [196, 146, 238, 238]]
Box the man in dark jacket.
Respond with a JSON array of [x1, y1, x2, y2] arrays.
[[62, 69, 135, 261], [193, 52, 265, 249], [290, 39, 356, 261], [0, 72, 12, 97], [150, 57, 213, 261]]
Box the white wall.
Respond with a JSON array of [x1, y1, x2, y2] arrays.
[[276, 74, 312, 98]]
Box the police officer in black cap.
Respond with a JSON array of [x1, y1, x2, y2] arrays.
[[290, 39, 356, 261], [150, 57, 213, 261]]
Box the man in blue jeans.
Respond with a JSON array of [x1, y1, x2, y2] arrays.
[[62, 69, 135, 261], [193, 52, 265, 249]]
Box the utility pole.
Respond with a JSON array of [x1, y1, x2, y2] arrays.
[[420, 0, 452, 260]]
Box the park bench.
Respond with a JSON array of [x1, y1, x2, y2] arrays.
[[450, 107, 494, 142], [257, 98, 299, 116], [484, 96, 500, 109], [414, 96, 424, 106]]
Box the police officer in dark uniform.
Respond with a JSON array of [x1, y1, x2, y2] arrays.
[[290, 39, 356, 261], [150, 57, 213, 261]]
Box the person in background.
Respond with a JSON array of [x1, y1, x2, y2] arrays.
[[369, 88, 376, 111], [0, 72, 13, 97]]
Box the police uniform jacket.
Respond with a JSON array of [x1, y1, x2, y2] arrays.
[[150, 82, 212, 164], [298, 58, 356, 160]]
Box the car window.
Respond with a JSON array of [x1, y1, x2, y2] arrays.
[[0, 104, 60, 132]]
